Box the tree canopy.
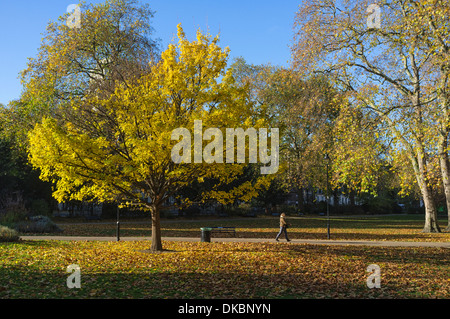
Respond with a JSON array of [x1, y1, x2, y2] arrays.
[[28, 23, 272, 251], [292, 0, 450, 232]]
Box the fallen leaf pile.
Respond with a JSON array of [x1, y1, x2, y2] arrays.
[[0, 240, 448, 299]]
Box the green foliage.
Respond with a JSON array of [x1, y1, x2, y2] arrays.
[[231, 59, 343, 193], [0, 210, 28, 226], [0, 195, 28, 226], [7, 0, 159, 153], [0, 225, 20, 242], [0, 105, 54, 217], [277, 204, 297, 215], [30, 199, 51, 217]]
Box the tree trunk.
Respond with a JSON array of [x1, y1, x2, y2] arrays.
[[410, 85, 441, 233], [438, 131, 450, 231], [436, 70, 450, 231], [333, 189, 339, 209], [420, 185, 441, 233], [349, 189, 356, 207], [297, 187, 304, 213], [150, 205, 163, 252], [413, 150, 441, 233]]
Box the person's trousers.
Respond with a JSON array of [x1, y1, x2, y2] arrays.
[[276, 226, 289, 241]]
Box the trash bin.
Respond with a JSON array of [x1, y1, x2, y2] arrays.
[[200, 227, 212, 242]]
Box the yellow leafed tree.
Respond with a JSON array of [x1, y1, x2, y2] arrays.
[[28, 24, 273, 251]]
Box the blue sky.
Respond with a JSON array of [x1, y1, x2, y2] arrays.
[[0, 0, 300, 106]]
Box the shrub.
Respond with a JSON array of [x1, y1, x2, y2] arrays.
[[302, 202, 328, 215], [0, 225, 20, 242], [30, 199, 51, 216], [0, 208, 28, 225], [278, 204, 297, 215], [14, 215, 62, 234], [0, 194, 28, 225]]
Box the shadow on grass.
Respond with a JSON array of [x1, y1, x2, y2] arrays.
[[0, 239, 64, 248], [277, 243, 450, 265], [136, 249, 180, 254], [1, 238, 448, 299], [0, 264, 445, 299]]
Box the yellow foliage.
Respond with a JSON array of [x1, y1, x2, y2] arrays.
[[28, 25, 271, 216]]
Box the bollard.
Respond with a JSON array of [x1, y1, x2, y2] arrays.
[[200, 227, 212, 242]]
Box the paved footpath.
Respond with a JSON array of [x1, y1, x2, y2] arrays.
[[20, 236, 450, 248]]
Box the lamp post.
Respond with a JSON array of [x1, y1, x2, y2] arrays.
[[324, 153, 331, 240], [116, 204, 120, 242]]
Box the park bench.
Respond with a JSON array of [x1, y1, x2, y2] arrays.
[[84, 215, 102, 222], [211, 226, 236, 237]]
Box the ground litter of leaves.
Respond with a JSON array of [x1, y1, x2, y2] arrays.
[[0, 240, 448, 299]]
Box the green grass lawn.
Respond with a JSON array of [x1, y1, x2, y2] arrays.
[[54, 214, 450, 242], [1, 214, 448, 299]]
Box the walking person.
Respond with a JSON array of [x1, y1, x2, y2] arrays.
[[275, 213, 291, 242]]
